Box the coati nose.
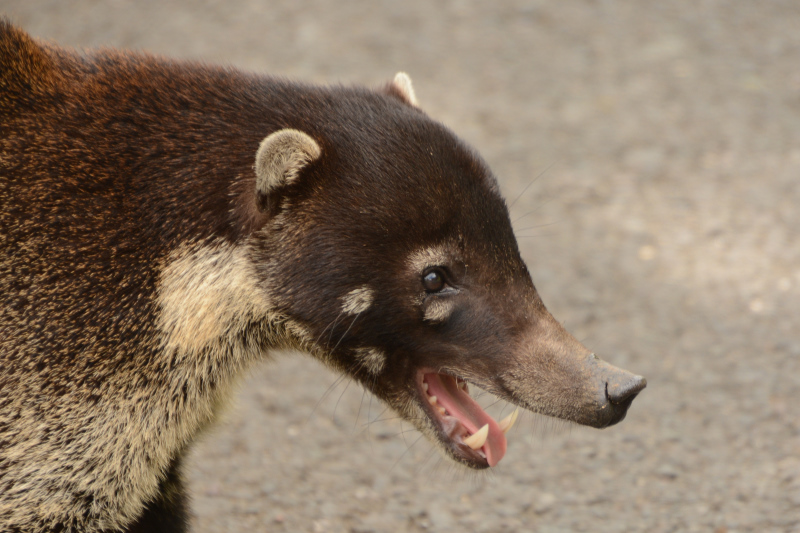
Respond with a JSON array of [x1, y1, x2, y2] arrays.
[[606, 375, 647, 405]]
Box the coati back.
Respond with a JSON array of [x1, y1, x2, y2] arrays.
[[0, 21, 645, 532]]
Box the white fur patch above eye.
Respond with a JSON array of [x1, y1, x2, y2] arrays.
[[341, 286, 374, 315], [407, 245, 450, 274], [354, 347, 387, 375]]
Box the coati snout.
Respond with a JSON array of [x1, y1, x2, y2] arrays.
[[0, 21, 645, 532]]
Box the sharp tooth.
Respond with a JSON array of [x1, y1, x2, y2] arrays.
[[498, 408, 520, 434], [458, 381, 468, 391], [463, 424, 489, 450], [423, 382, 429, 392], [428, 395, 437, 405], [438, 407, 446, 415]]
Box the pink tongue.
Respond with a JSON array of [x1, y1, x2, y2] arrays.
[[424, 373, 507, 467]]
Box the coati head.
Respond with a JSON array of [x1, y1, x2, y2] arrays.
[[250, 73, 646, 469]]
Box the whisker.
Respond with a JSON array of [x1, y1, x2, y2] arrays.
[[513, 221, 561, 234], [365, 406, 391, 427], [307, 372, 349, 423], [325, 312, 346, 347], [471, 389, 489, 400], [514, 232, 561, 239], [480, 397, 504, 411], [314, 308, 344, 347], [354, 387, 367, 431], [307, 360, 361, 422], [415, 444, 442, 478], [332, 375, 354, 422], [394, 427, 423, 438], [366, 414, 427, 426], [330, 311, 361, 353], [510, 196, 556, 224], [399, 420, 409, 450], [507, 161, 555, 208], [390, 432, 426, 473], [366, 391, 376, 454]]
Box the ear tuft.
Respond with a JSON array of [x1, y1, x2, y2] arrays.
[[392, 72, 419, 107], [255, 129, 321, 198]]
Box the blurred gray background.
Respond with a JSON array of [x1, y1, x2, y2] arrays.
[[3, 1, 799, 532]]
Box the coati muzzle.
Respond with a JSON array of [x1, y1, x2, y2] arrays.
[[408, 316, 646, 469], [413, 360, 645, 468]]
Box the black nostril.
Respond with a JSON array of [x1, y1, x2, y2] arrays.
[[606, 375, 647, 405]]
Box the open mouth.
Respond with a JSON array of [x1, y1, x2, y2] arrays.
[[418, 369, 519, 468]]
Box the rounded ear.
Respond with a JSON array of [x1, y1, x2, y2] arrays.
[[254, 129, 321, 202], [391, 72, 419, 107]]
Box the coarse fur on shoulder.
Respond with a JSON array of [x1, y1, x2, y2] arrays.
[[0, 22, 320, 531]]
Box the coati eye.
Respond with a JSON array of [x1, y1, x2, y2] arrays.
[[422, 269, 446, 292]]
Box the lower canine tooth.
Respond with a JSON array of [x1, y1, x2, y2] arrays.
[[463, 423, 489, 450], [428, 395, 437, 405], [498, 408, 520, 434]]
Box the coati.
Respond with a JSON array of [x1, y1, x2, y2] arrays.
[[0, 20, 646, 532]]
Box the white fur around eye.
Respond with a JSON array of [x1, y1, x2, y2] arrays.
[[407, 246, 449, 274], [423, 298, 455, 323]]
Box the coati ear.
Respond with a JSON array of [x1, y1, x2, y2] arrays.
[[254, 128, 321, 212], [390, 72, 419, 107]]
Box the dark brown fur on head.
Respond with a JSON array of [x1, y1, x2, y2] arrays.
[[0, 20, 644, 532]]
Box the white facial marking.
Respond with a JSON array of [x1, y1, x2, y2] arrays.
[[407, 245, 450, 274], [424, 299, 455, 323], [354, 347, 387, 375], [341, 286, 374, 315], [408, 245, 454, 306]]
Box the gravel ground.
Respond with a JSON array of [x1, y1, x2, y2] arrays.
[[4, 1, 800, 532]]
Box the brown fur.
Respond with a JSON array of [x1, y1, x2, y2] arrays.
[[0, 22, 312, 531], [0, 21, 645, 532]]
